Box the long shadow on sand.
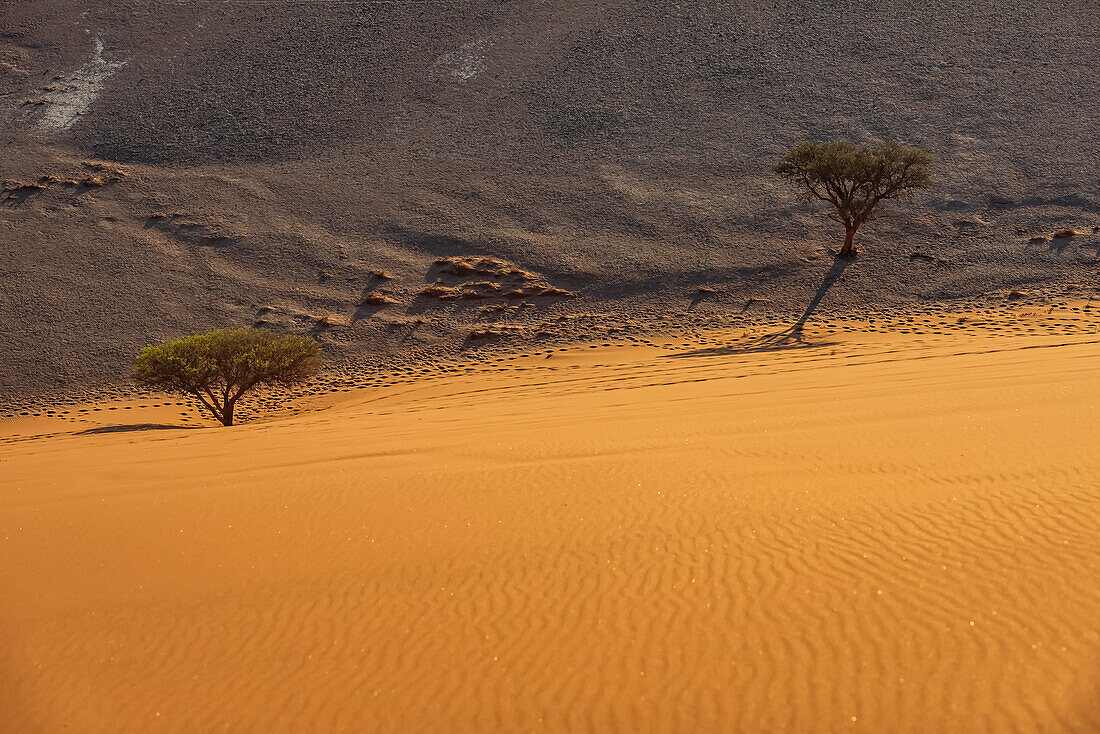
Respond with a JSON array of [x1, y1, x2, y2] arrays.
[[77, 423, 199, 435], [669, 257, 851, 358]]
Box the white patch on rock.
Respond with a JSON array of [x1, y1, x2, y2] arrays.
[[37, 39, 123, 132], [430, 37, 493, 84]]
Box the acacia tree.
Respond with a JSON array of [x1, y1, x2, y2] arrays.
[[135, 328, 321, 426], [774, 140, 932, 258]]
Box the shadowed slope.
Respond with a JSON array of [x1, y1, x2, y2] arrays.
[[2, 0, 1099, 400]]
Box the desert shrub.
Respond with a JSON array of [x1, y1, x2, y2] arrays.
[[774, 140, 932, 258], [134, 328, 320, 426]]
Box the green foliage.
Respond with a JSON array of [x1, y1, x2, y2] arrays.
[[135, 328, 321, 426], [774, 140, 932, 257]]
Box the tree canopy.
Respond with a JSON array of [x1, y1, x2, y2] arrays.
[[774, 140, 932, 258], [134, 328, 321, 426]]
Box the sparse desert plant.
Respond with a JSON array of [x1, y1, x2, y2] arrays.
[[361, 290, 397, 306], [134, 328, 321, 426], [317, 313, 349, 328], [419, 283, 464, 300], [469, 328, 504, 340], [774, 140, 932, 258], [434, 256, 533, 279]]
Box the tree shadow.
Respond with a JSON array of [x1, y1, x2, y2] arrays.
[[789, 255, 851, 332], [668, 256, 851, 358], [77, 423, 198, 435], [1048, 236, 1073, 254]]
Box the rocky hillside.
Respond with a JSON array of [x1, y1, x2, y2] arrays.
[[2, 0, 1098, 400]]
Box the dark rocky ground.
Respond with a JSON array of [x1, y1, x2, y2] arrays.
[[2, 0, 1098, 405]]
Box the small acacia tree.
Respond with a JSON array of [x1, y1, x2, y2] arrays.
[[774, 140, 932, 258], [135, 328, 321, 426]]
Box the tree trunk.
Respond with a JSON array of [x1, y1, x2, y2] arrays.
[[839, 227, 857, 259], [221, 399, 235, 427]]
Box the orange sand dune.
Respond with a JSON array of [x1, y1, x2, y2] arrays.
[[2, 318, 1099, 732]]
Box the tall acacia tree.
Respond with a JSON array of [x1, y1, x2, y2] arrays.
[[135, 328, 321, 426], [774, 140, 932, 258]]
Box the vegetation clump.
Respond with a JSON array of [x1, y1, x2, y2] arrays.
[[361, 290, 397, 306], [434, 256, 533, 279], [134, 328, 321, 426], [419, 283, 465, 300], [774, 140, 932, 258]]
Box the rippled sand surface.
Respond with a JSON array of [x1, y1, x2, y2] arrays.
[[2, 315, 1098, 732]]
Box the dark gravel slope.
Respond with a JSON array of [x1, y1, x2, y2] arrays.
[[2, 0, 1098, 400]]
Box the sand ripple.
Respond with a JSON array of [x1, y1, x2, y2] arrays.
[[2, 325, 1098, 732]]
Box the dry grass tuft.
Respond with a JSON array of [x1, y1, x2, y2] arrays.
[[419, 283, 465, 300], [468, 328, 504, 340], [3, 181, 46, 192], [534, 285, 576, 298], [318, 313, 350, 328], [421, 255, 575, 304], [361, 291, 397, 306], [434, 256, 534, 280]]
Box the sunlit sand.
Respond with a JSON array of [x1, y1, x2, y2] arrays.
[[2, 308, 1098, 732]]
